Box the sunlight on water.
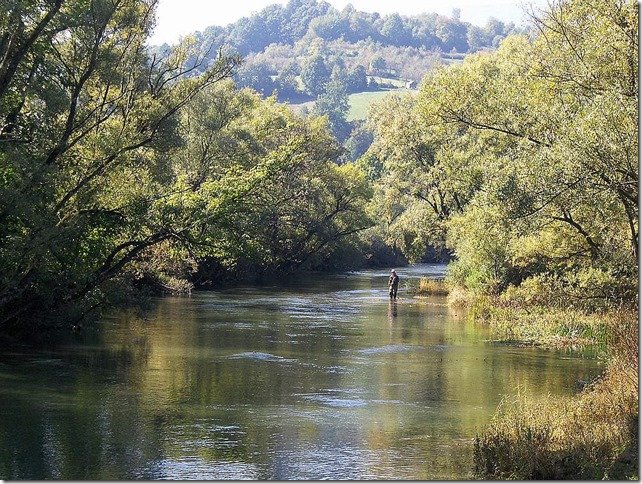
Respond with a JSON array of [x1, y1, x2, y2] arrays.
[[0, 264, 602, 479]]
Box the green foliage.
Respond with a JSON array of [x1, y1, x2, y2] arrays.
[[365, 0, 637, 304], [123, 81, 374, 285], [234, 59, 275, 95], [501, 270, 638, 312], [177, 0, 519, 108], [0, 1, 374, 335], [312, 77, 350, 140], [342, 121, 373, 161], [0, 0, 242, 332], [446, 203, 511, 293], [473, 311, 638, 479], [363, 91, 480, 262], [300, 53, 330, 96]]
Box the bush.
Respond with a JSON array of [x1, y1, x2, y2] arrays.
[[415, 277, 449, 296], [473, 312, 638, 479], [486, 305, 611, 348], [474, 367, 638, 478], [501, 271, 638, 312]]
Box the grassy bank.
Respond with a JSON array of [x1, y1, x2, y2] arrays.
[[414, 277, 449, 296], [466, 298, 617, 349], [456, 290, 639, 479], [472, 311, 638, 479]]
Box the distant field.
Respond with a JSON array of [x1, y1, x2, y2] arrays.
[[347, 88, 413, 121], [287, 87, 416, 122], [287, 100, 315, 116], [367, 76, 408, 88]]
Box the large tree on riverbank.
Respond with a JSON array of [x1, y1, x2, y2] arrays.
[[364, 0, 638, 305], [0, 0, 373, 335], [0, 0, 242, 331]]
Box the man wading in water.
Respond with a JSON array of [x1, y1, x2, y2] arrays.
[[388, 269, 399, 299]]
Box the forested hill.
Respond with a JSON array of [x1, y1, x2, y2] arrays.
[[153, 0, 523, 91], [158, 0, 520, 55]]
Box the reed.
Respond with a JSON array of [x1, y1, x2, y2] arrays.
[[473, 311, 639, 479], [415, 277, 449, 296]]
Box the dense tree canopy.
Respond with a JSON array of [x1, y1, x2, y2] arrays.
[[176, 0, 521, 101], [0, 0, 241, 330], [0, 0, 373, 335], [363, 0, 638, 307]]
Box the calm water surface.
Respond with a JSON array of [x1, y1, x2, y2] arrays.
[[0, 264, 602, 479]]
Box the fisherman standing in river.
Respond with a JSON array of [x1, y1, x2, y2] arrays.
[[388, 269, 399, 299]]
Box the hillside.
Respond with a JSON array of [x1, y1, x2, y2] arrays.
[[152, 0, 525, 156], [155, 0, 522, 94]]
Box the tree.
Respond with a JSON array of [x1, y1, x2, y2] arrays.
[[466, 25, 487, 52], [365, 0, 637, 304], [346, 65, 368, 92], [313, 77, 350, 140], [300, 53, 330, 95], [381, 13, 409, 46], [284, 0, 333, 42], [309, 11, 349, 41], [416, 0, 637, 300], [0, 0, 240, 332], [228, 4, 285, 54], [234, 59, 275, 95], [369, 55, 386, 75], [177, 85, 372, 277], [273, 60, 300, 99], [343, 121, 373, 161], [435, 16, 468, 52], [364, 93, 479, 261]]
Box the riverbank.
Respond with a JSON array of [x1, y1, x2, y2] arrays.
[[465, 299, 620, 350], [448, 290, 639, 479], [411, 276, 638, 478], [472, 309, 638, 479]]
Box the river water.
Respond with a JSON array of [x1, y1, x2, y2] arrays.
[[0, 264, 602, 480]]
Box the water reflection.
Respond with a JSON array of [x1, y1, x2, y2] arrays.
[[0, 264, 602, 479]]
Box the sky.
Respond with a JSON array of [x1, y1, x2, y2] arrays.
[[149, 0, 549, 45]]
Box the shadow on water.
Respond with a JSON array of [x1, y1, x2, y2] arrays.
[[0, 264, 603, 479]]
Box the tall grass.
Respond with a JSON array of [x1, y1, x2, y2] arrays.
[[480, 303, 611, 348], [415, 277, 449, 296], [473, 311, 639, 479], [450, 291, 617, 349]]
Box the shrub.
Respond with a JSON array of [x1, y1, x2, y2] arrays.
[[500, 271, 638, 312], [473, 312, 638, 479], [415, 277, 449, 295]]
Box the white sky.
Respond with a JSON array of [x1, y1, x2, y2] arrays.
[[149, 0, 549, 45]]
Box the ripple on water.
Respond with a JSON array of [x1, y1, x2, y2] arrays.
[[430, 343, 448, 351], [227, 352, 296, 363], [294, 388, 369, 409], [357, 344, 420, 355], [300, 394, 368, 408], [301, 364, 351, 374], [141, 458, 259, 480], [319, 387, 367, 395], [268, 443, 409, 480]]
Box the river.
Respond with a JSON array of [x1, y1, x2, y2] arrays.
[[0, 264, 602, 479]]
